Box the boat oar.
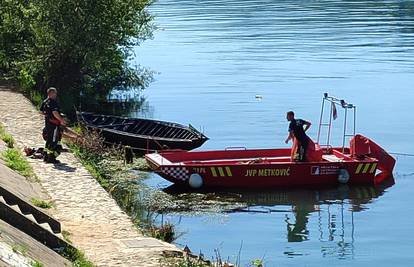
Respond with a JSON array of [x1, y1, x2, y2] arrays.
[[61, 127, 82, 142]]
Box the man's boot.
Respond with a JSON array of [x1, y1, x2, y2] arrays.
[[45, 153, 60, 164]]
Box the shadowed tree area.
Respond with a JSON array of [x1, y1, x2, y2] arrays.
[[0, 0, 155, 116]]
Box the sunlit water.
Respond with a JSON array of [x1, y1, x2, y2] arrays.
[[131, 1, 414, 266]]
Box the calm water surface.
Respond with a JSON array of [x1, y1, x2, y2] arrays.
[[132, 1, 414, 266]]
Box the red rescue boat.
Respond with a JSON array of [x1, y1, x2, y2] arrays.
[[145, 94, 396, 188]]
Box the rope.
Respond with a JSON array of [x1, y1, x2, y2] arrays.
[[389, 152, 414, 157]]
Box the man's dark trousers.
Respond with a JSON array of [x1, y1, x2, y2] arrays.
[[44, 124, 62, 161]]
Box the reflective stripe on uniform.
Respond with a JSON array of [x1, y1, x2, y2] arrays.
[[53, 127, 58, 142]]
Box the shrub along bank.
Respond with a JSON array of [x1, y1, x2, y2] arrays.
[[0, 0, 154, 114]]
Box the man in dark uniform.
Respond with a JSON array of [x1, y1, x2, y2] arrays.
[[285, 111, 311, 162], [40, 87, 66, 163]]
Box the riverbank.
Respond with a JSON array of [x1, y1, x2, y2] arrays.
[[0, 86, 180, 266], [0, 143, 72, 266]]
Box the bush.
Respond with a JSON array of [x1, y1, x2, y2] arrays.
[[148, 222, 176, 243], [0, 0, 155, 116]]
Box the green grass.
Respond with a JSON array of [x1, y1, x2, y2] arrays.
[[62, 247, 95, 267], [148, 222, 176, 243], [251, 259, 264, 267], [30, 260, 44, 267], [1, 148, 36, 180], [0, 123, 15, 148], [161, 257, 211, 267], [131, 157, 151, 171], [12, 244, 29, 256], [30, 198, 54, 209], [61, 230, 72, 243]]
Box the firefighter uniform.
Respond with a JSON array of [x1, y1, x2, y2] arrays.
[[40, 98, 62, 163]]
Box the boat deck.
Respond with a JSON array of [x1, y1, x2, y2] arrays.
[[146, 148, 374, 167]]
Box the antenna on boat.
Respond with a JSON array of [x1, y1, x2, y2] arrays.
[[317, 93, 357, 153]]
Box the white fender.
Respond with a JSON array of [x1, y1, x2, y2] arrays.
[[189, 173, 203, 188], [338, 168, 350, 184]]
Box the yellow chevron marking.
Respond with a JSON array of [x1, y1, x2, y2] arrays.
[[225, 167, 232, 177], [369, 163, 378, 174], [362, 163, 371, 174], [355, 163, 363, 174], [211, 167, 218, 177], [218, 167, 225, 177]]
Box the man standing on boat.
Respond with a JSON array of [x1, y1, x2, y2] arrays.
[[285, 111, 311, 162], [40, 87, 66, 164]]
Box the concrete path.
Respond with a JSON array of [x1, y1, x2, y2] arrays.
[[0, 88, 180, 266]]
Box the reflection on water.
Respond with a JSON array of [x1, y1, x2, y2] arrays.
[[157, 178, 395, 264]]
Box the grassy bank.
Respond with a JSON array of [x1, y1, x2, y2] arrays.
[[0, 123, 15, 148], [65, 127, 179, 243], [0, 123, 37, 181], [0, 123, 95, 267], [65, 129, 243, 266], [1, 148, 37, 180]]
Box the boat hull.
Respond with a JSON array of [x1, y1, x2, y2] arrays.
[[145, 147, 389, 188], [99, 128, 207, 153], [77, 112, 208, 154]]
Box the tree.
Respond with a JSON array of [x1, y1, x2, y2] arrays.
[[0, 0, 154, 112]]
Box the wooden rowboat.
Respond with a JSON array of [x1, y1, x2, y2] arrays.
[[76, 112, 208, 153]]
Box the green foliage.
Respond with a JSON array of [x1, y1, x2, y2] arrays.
[[61, 230, 72, 244], [0, 0, 154, 115], [161, 257, 212, 267], [148, 222, 176, 243], [30, 198, 54, 209], [12, 244, 29, 256], [250, 259, 264, 267], [0, 123, 15, 148], [30, 260, 44, 267], [65, 128, 180, 243], [62, 247, 94, 267], [131, 157, 151, 171], [1, 148, 36, 179], [18, 67, 36, 93], [2, 133, 15, 148], [173, 259, 210, 267]]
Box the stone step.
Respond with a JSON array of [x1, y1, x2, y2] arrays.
[[55, 233, 64, 240], [24, 213, 37, 223], [3, 197, 60, 236], [9, 204, 22, 213], [39, 222, 53, 233]]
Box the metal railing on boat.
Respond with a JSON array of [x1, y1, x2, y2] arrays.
[[317, 93, 356, 154]]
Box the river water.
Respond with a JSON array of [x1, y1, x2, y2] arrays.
[[132, 1, 414, 266]]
